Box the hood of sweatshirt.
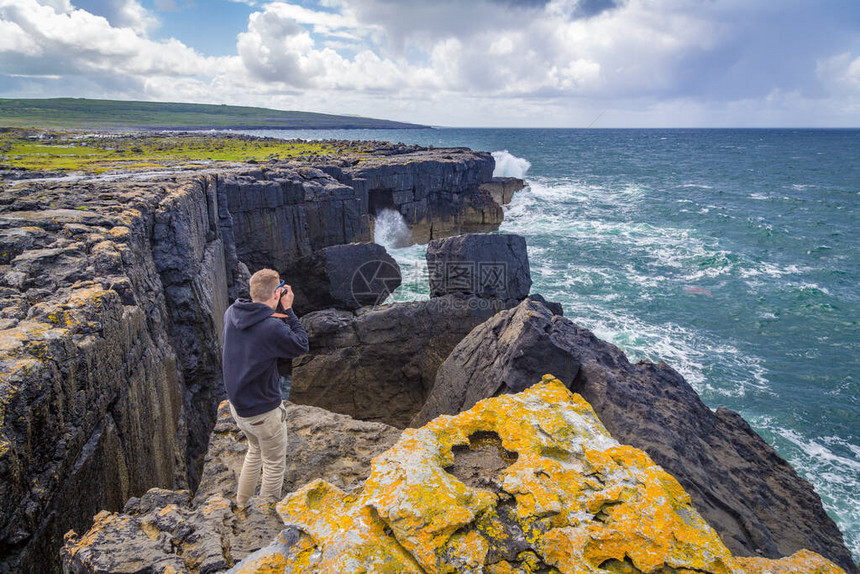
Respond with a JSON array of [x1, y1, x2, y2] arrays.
[[228, 299, 275, 330]]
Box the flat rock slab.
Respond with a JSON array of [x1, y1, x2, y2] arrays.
[[479, 176, 525, 205]]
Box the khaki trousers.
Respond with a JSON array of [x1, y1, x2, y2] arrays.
[[229, 402, 288, 506]]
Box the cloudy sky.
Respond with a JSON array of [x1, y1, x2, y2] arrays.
[[1, 0, 859, 127]]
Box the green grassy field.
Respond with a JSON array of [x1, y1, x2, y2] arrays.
[[0, 98, 427, 130], [0, 129, 380, 174]]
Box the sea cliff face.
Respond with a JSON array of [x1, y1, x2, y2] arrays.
[[0, 148, 505, 573]]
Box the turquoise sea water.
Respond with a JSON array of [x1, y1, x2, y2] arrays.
[[244, 128, 860, 561]]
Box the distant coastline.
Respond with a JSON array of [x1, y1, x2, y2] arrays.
[[0, 97, 429, 131]]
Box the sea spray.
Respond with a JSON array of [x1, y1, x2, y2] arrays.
[[373, 208, 413, 250], [492, 150, 531, 178]]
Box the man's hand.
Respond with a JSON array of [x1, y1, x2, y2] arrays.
[[279, 285, 295, 310]]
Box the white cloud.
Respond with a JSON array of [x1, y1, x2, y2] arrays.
[[0, 0, 224, 77], [1, 0, 859, 126], [818, 52, 860, 95], [68, 0, 158, 34]]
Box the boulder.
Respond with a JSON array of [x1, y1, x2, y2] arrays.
[[408, 297, 857, 571], [234, 377, 847, 574], [62, 401, 402, 573], [280, 242, 402, 314], [411, 297, 578, 427], [426, 232, 531, 299], [479, 176, 525, 205], [291, 294, 520, 428]]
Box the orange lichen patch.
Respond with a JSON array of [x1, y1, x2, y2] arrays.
[[737, 549, 847, 573], [157, 504, 179, 517], [64, 511, 131, 557], [0, 321, 55, 357], [237, 375, 849, 574], [66, 285, 112, 308], [277, 480, 424, 573], [359, 426, 497, 570], [230, 552, 287, 574], [199, 494, 231, 515], [140, 521, 160, 541], [108, 226, 131, 241]]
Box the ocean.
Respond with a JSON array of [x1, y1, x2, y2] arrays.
[[242, 127, 860, 561]]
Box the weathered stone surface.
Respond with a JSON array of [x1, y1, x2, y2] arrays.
[[221, 167, 368, 276], [0, 181, 201, 574], [427, 233, 532, 299], [233, 377, 846, 574], [195, 400, 402, 502], [411, 297, 579, 427], [737, 549, 849, 573], [280, 242, 401, 314], [479, 176, 525, 205], [63, 490, 282, 574], [408, 297, 857, 571], [61, 401, 401, 574], [291, 294, 520, 428]]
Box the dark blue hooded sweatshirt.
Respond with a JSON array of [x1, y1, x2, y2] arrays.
[[222, 300, 309, 417]]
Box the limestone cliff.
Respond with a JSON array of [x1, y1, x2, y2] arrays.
[[0, 147, 502, 573], [233, 376, 846, 574]]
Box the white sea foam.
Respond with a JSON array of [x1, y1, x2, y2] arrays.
[[560, 300, 770, 399], [373, 208, 413, 250], [794, 282, 833, 296], [751, 418, 860, 561], [492, 150, 531, 178]]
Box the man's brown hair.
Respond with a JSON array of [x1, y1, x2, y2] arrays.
[[249, 268, 280, 302]]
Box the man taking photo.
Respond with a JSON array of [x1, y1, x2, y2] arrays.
[[222, 268, 309, 508]]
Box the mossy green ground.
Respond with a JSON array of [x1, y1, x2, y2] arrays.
[[0, 128, 374, 175]]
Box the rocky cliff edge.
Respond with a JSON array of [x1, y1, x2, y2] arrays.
[[218, 377, 844, 573]]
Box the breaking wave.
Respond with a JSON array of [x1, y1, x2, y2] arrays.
[[373, 209, 413, 250], [492, 150, 531, 178]]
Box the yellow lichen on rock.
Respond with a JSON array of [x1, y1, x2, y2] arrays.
[[230, 552, 288, 574], [277, 479, 425, 573], [234, 374, 848, 574], [737, 549, 848, 573]]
